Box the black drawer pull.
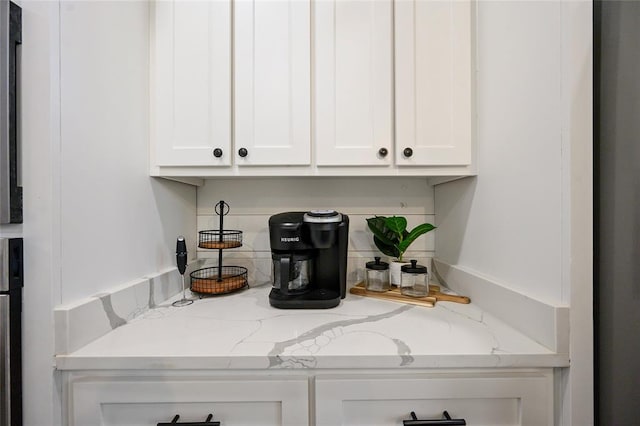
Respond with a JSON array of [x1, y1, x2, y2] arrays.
[[157, 414, 221, 426], [403, 410, 466, 426]]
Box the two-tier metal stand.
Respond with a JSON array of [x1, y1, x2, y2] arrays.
[[190, 200, 248, 295]]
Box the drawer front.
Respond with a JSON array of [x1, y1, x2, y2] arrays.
[[69, 377, 308, 426], [315, 372, 553, 426]]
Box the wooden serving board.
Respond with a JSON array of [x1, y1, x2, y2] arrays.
[[349, 283, 470, 308], [427, 284, 471, 304], [350, 284, 436, 307]]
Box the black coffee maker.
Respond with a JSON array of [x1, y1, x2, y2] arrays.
[[268, 210, 349, 309]]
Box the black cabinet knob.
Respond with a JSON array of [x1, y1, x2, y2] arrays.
[[212, 148, 223, 158], [378, 147, 388, 157], [238, 148, 248, 158], [403, 147, 413, 158]]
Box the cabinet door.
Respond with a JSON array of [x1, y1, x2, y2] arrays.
[[153, 0, 232, 166], [315, 372, 553, 426], [395, 0, 473, 166], [69, 377, 309, 426], [314, 0, 393, 166], [234, 0, 311, 166]]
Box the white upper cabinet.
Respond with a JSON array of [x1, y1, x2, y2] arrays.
[[150, 0, 476, 179], [395, 0, 473, 166], [152, 0, 232, 167], [314, 0, 393, 166], [234, 0, 311, 166]]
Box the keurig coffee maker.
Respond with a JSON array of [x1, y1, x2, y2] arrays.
[[268, 210, 349, 309]]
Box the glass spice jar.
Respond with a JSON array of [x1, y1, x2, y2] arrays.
[[365, 257, 390, 292], [400, 259, 429, 297]]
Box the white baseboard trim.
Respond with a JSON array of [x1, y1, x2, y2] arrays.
[[432, 259, 569, 354]]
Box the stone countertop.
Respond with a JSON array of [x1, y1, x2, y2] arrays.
[[55, 283, 569, 371]]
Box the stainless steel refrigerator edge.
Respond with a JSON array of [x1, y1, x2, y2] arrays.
[[0, 237, 23, 426], [596, 1, 640, 424], [1, 239, 12, 425], [0, 1, 22, 425], [0, 0, 21, 225]]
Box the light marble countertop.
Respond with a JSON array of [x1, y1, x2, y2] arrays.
[[55, 283, 569, 371]]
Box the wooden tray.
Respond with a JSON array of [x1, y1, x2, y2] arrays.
[[349, 283, 470, 308], [191, 274, 247, 294], [190, 266, 248, 295], [198, 240, 242, 249]]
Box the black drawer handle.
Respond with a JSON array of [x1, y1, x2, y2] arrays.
[[157, 414, 221, 426], [213, 148, 223, 158], [238, 147, 248, 157], [403, 147, 414, 158], [403, 410, 466, 426], [378, 147, 388, 157]]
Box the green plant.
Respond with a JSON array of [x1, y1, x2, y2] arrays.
[[366, 216, 436, 262]]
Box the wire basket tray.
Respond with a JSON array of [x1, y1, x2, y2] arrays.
[[198, 230, 243, 250], [190, 266, 248, 295]]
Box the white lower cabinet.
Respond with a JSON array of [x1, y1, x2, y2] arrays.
[[66, 370, 553, 426], [68, 376, 309, 426], [315, 371, 554, 426]]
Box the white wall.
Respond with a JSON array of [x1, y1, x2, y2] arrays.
[[58, 1, 197, 303], [435, 2, 593, 425], [196, 177, 435, 285], [17, 1, 196, 425], [18, 2, 61, 425], [435, 1, 564, 304]]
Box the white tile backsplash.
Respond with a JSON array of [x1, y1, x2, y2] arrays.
[[195, 177, 436, 286], [196, 213, 436, 254], [196, 177, 435, 215], [197, 252, 432, 288]]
